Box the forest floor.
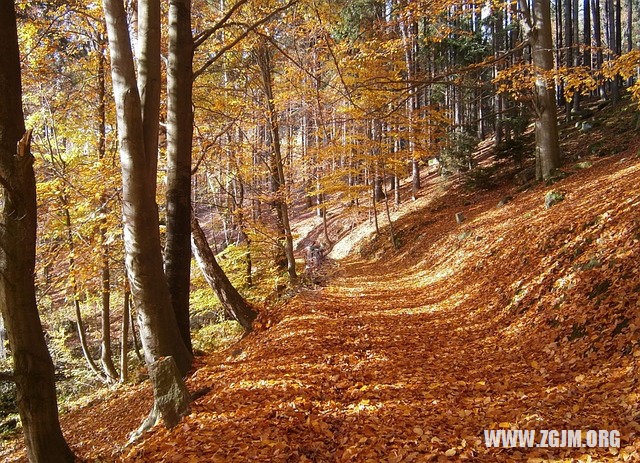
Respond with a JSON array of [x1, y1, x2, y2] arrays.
[[3, 104, 640, 462]]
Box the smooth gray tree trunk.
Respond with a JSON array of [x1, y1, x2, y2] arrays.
[[524, 0, 562, 179], [102, 0, 193, 375]]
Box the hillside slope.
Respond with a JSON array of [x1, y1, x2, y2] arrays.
[[14, 147, 633, 462], [3, 128, 640, 462]]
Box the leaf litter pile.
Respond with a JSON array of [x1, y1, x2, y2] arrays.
[[4, 152, 640, 463]]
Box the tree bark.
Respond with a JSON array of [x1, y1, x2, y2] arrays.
[[97, 36, 119, 382], [607, 0, 620, 99], [626, 0, 632, 53], [61, 200, 107, 381], [584, 0, 592, 70], [102, 0, 193, 375], [0, 3, 75, 461], [564, 0, 573, 116], [120, 288, 130, 383], [524, 0, 562, 179], [592, 0, 605, 96], [399, 12, 420, 199], [191, 215, 258, 332], [165, 0, 194, 353], [256, 42, 297, 282], [137, 0, 161, 190]]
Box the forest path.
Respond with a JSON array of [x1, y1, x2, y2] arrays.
[[127, 258, 515, 462]]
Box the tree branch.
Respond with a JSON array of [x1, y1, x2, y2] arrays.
[[193, 0, 249, 49], [192, 0, 298, 81]]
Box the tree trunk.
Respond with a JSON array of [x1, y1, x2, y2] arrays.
[[525, 0, 562, 179], [120, 287, 130, 383], [102, 0, 192, 375], [96, 33, 119, 383], [0, 3, 75, 461], [592, 0, 605, 96], [564, 0, 573, 117], [256, 43, 297, 282], [607, 0, 620, 99], [400, 13, 420, 199], [137, 0, 161, 190], [573, 0, 581, 110], [130, 304, 144, 362], [165, 0, 194, 353], [62, 201, 107, 381], [626, 0, 632, 53], [584, 0, 592, 70], [191, 215, 258, 332]]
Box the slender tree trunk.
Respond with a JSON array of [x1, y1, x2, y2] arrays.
[[592, 0, 605, 96], [494, 10, 504, 145], [615, 0, 622, 89], [564, 0, 573, 117], [0, 3, 75, 460], [130, 304, 143, 362], [165, 0, 194, 353], [573, 0, 581, 110], [371, 177, 380, 235], [607, 0, 620, 99], [102, 0, 193, 375], [382, 167, 398, 250], [120, 287, 130, 383], [62, 200, 107, 381], [256, 43, 297, 282], [584, 0, 592, 70], [556, 0, 565, 105], [626, 0, 632, 53], [96, 37, 119, 382], [191, 215, 258, 332], [400, 13, 420, 199]]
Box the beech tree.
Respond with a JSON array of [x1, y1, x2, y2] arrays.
[[522, 0, 562, 179], [102, 0, 192, 375], [166, 0, 195, 353], [0, 1, 75, 461]]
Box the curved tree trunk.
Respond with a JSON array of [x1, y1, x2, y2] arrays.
[[62, 201, 108, 382], [75, 300, 107, 381], [0, 3, 75, 460], [102, 0, 192, 375], [191, 215, 258, 332]]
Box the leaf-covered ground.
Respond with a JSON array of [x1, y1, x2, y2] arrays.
[[3, 148, 640, 462]]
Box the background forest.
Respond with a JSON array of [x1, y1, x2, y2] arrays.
[[1, 0, 640, 461]]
